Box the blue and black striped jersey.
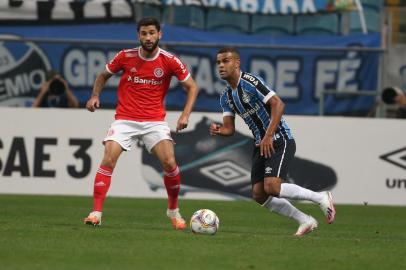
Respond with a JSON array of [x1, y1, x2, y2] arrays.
[[219, 71, 293, 144]]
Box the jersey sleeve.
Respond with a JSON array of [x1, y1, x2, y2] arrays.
[[220, 91, 235, 117], [106, 50, 125, 74], [254, 75, 276, 104], [169, 55, 190, 82]]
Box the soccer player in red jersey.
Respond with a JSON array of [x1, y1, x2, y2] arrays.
[[84, 17, 198, 230]]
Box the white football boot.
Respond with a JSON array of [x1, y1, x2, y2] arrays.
[[84, 211, 102, 226], [294, 215, 318, 237], [319, 191, 336, 224], [166, 208, 186, 230]]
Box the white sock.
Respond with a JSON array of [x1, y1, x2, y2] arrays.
[[262, 196, 308, 224], [279, 183, 323, 204]]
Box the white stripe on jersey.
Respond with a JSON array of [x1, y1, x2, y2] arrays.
[[223, 111, 235, 117], [179, 73, 191, 82], [160, 49, 174, 58], [105, 64, 115, 74], [123, 48, 138, 53], [263, 91, 276, 104]]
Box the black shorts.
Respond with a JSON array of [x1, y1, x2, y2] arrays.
[[251, 138, 296, 184]]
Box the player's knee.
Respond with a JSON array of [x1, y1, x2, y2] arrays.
[[264, 182, 281, 197], [101, 156, 117, 169], [161, 157, 176, 171], [251, 191, 267, 205]]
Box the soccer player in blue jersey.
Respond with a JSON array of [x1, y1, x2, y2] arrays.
[[210, 47, 336, 236]]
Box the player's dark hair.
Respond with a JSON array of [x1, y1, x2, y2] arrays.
[[217, 47, 240, 58], [137, 17, 161, 32]]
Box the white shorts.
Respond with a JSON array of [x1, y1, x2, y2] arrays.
[[103, 120, 173, 153]]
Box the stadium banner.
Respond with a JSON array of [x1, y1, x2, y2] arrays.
[[0, 0, 355, 23], [0, 24, 381, 115], [0, 107, 405, 206], [160, 0, 355, 14]]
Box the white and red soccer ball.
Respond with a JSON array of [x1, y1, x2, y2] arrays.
[[190, 209, 219, 235]]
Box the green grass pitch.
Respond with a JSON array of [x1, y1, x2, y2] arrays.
[[0, 194, 405, 270]]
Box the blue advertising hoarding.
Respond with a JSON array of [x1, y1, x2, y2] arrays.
[[0, 23, 380, 114]]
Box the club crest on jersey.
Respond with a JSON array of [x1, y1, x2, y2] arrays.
[[154, 68, 164, 78], [242, 92, 250, 103]]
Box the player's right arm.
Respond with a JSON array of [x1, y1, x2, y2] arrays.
[[86, 70, 112, 112], [210, 116, 235, 136], [210, 89, 236, 136], [87, 49, 123, 112]]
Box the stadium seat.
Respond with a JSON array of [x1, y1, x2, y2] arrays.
[[163, 5, 205, 29], [297, 14, 339, 35], [251, 15, 294, 36], [206, 9, 249, 34]]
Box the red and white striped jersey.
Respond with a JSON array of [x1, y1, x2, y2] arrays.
[[106, 47, 190, 121]]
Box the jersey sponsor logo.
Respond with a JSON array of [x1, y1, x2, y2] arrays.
[[154, 67, 164, 78], [242, 73, 259, 86], [127, 75, 163, 85], [173, 56, 187, 74], [240, 103, 261, 119]]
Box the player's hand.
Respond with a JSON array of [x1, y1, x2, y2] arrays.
[[86, 95, 100, 112], [176, 115, 189, 132], [258, 135, 275, 158], [209, 123, 221, 136]]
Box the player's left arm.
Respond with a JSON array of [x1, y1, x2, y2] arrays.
[[260, 95, 285, 158], [177, 76, 198, 132]]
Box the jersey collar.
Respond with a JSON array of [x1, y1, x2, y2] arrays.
[[138, 47, 161, 61]]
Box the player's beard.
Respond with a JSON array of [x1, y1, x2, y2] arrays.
[[141, 38, 159, 52]]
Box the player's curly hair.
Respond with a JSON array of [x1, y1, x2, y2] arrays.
[[137, 17, 161, 32]]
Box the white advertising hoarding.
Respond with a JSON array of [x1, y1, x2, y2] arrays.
[[0, 107, 405, 205]]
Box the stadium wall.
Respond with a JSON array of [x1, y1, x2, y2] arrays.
[[0, 107, 405, 206]]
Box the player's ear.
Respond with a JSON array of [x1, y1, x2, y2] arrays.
[[158, 31, 162, 40], [236, 57, 241, 69]]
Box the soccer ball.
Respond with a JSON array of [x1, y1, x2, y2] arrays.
[[190, 209, 219, 235]]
